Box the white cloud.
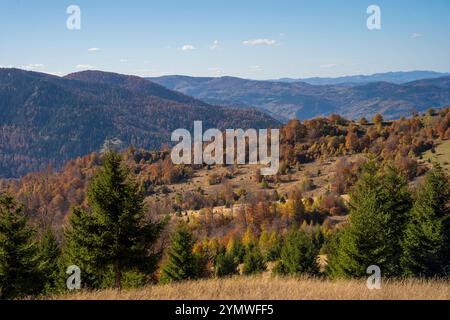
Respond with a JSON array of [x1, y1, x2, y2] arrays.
[[76, 64, 95, 69], [319, 63, 338, 69], [181, 44, 195, 51], [208, 67, 224, 76], [410, 33, 423, 39], [119, 59, 128, 63], [21, 63, 44, 70], [242, 38, 277, 46], [210, 40, 219, 50], [87, 47, 100, 52], [250, 65, 262, 71]]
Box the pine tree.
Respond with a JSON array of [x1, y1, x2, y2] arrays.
[[328, 161, 412, 278], [214, 252, 238, 277], [160, 222, 201, 283], [38, 228, 62, 293], [275, 227, 319, 275], [242, 244, 266, 275], [0, 194, 42, 299], [226, 236, 245, 264], [64, 150, 166, 290], [401, 165, 450, 277]]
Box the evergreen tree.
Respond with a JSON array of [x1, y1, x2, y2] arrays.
[[275, 228, 319, 275], [242, 244, 266, 275], [214, 252, 238, 277], [226, 236, 245, 264], [0, 194, 41, 299], [259, 229, 282, 262], [401, 165, 450, 277], [64, 150, 166, 290], [160, 222, 201, 283], [38, 228, 62, 294], [328, 161, 411, 278], [311, 225, 325, 253]]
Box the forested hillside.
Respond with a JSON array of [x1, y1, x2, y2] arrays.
[[2, 108, 448, 233], [0, 108, 449, 299], [0, 69, 279, 178]]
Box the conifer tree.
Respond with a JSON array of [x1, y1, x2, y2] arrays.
[[328, 161, 411, 278], [214, 251, 238, 277], [38, 228, 62, 293], [275, 227, 319, 275], [259, 229, 282, 262], [160, 222, 200, 283], [401, 165, 450, 277], [0, 194, 42, 299], [64, 150, 166, 290], [242, 244, 266, 275], [226, 236, 245, 264], [286, 188, 306, 222]]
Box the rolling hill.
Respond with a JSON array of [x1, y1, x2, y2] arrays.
[[0, 69, 279, 178], [148, 75, 450, 122]]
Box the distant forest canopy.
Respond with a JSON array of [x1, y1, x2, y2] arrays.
[[1, 107, 449, 233], [0, 68, 279, 178]]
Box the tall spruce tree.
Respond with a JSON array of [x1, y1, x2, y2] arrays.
[[38, 228, 62, 293], [328, 161, 412, 278], [0, 194, 42, 299], [160, 222, 200, 283], [401, 165, 450, 277], [64, 150, 166, 290]]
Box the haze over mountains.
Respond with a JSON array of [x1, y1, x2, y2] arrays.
[[149, 71, 450, 122], [0, 68, 278, 178], [275, 71, 450, 86]]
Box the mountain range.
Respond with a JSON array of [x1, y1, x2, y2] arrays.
[[1, 68, 449, 178], [275, 71, 450, 86], [0, 68, 278, 178], [148, 73, 450, 122]]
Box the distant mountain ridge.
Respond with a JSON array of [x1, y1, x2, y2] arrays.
[[148, 74, 450, 122], [0, 68, 279, 178], [275, 71, 450, 86]]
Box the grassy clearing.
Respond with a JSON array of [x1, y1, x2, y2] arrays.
[[50, 276, 449, 300], [422, 139, 450, 172]]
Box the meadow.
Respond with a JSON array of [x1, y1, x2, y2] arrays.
[[52, 276, 449, 300]]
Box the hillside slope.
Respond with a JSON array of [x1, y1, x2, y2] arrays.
[[0, 69, 279, 178]]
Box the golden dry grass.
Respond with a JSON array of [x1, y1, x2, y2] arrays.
[[50, 276, 450, 300]]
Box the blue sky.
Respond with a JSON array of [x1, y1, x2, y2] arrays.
[[0, 0, 449, 79]]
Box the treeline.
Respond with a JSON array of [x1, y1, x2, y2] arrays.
[[2, 109, 449, 229], [1, 151, 449, 299]]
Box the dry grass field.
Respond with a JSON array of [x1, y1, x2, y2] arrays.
[[51, 276, 449, 300]]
